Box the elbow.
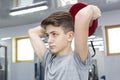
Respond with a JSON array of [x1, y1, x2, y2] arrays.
[[28, 28, 37, 36], [28, 28, 33, 34], [28, 29, 33, 37]]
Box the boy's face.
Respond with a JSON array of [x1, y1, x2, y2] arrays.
[[45, 25, 74, 55]]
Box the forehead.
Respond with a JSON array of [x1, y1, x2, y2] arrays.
[[45, 25, 64, 34]]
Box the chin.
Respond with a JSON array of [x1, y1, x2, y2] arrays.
[[51, 51, 56, 54], [50, 49, 57, 54]]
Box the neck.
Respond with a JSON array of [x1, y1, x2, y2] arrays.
[[57, 46, 72, 57]]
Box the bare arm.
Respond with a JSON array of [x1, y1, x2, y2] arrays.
[[28, 26, 47, 60], [74, 5, 101, 62]]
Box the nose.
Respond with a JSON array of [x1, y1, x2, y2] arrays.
[[47, 36, 54, 43]]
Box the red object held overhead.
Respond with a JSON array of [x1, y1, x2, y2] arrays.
[[69, 2, 98, 36]]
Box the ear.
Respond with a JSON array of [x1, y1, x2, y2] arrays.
[[67, 31, 74, 41]]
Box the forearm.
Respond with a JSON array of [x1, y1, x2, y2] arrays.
[[75, 5, 101, 28], [28, 26, 47, 60], [75, 5, 94, 28]]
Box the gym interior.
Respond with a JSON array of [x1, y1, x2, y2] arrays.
[[0, 0, 120, 80]]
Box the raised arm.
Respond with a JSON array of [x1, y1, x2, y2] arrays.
[[74, 5, 101, 62], [28, 26, 47, 60]]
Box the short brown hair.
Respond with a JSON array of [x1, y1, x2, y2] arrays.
[[41, 11, 74, 33]]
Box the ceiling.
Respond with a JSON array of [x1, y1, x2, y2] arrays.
[[0, 0, 120, 29]]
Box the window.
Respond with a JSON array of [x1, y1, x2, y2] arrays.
[[105, 25, 120, 56], [56, 0, 78, 7], [13, 36, 34, 62], [12, 0, 44, 8], [13, 0, 33, 8]]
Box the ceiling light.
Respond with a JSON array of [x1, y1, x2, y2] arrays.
[[94, 46, 104, 51], [88, 35, 96, 39], [58, 0, 78, 7], [0, 37, 11, 41], [9, 1, 48, 16], [106, 0, 119, 4]]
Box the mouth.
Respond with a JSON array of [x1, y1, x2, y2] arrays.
[[49, 45, 55, 49]]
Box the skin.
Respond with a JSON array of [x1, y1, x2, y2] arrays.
[[28, 5, 101, 62], [45, 25, 74, 56]]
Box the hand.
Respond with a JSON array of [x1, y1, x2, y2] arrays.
[[89, 5, 101, 20], [28, 26, 45, 37], [75, 4, 101, 21], [39, 27, 45, 37]]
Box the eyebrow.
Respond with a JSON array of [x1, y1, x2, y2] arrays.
[[46, 31, 57, 34]]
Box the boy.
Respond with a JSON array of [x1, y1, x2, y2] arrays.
[[28, 4, 101, 80]]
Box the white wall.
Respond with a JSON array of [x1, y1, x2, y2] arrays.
[[99, 10, 120, 80], [0, 23, 40, 80], [0, 23, 40, 39]]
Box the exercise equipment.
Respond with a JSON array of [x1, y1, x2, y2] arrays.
[[0, 45, 7, 80], [69, 2, 98, 36]]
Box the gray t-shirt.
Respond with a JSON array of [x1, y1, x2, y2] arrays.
[[42, 49, 92, 80]]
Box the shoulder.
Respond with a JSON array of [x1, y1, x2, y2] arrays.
[[42, 49, 52, 66], [73, 51, 92, 69]]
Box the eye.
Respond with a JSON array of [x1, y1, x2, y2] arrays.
[[53, 33, 56, 36], [52, 33, 58, 37]]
